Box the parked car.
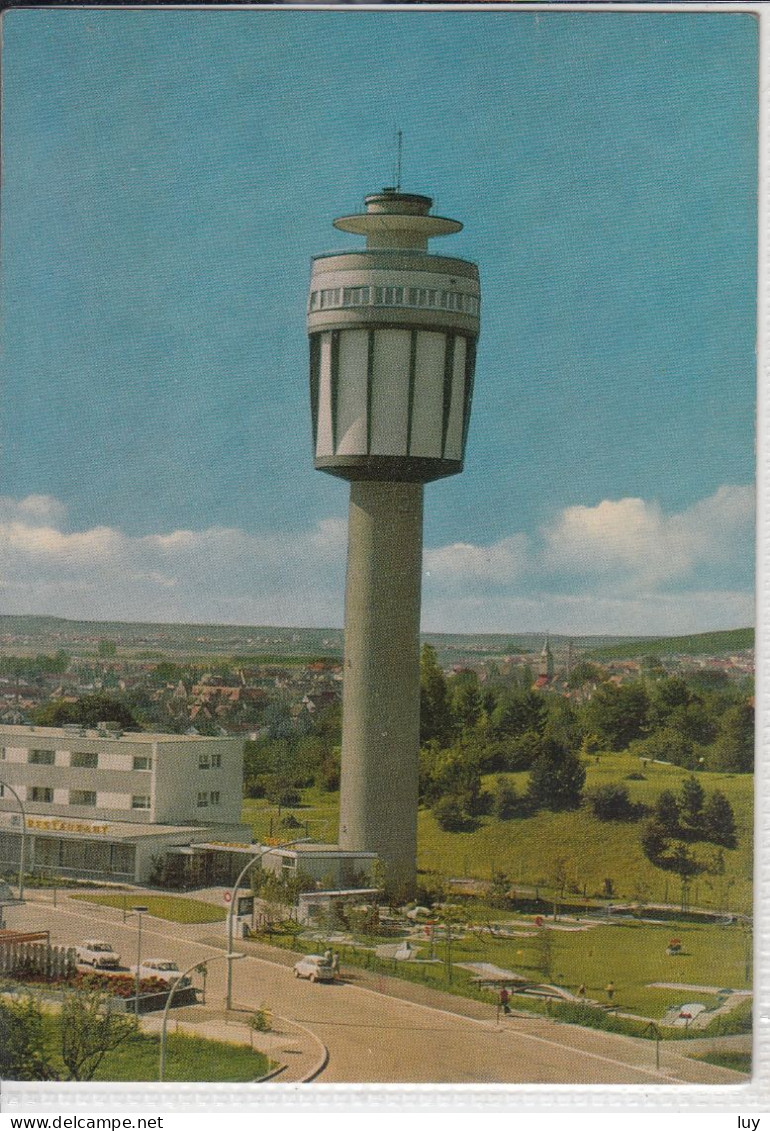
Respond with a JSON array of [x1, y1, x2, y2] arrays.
[[129, 958, 191, 988], [293, 955, 335, 983], [75, 940, 121, 968]]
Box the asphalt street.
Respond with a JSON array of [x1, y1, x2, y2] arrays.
[[4, 893, 746, 1086]]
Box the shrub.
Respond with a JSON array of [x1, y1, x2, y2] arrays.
[[249, 1005, 272, 1033], [588, 783, 645, 822], [433, 795, 478, 832]]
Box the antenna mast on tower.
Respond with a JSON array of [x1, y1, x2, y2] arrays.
[[394, 129, 403, 191]]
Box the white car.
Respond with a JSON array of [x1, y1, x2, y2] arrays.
[[75, 940, 121, 968], [130, 958, 191, 988], [293, 955, 335, 983]]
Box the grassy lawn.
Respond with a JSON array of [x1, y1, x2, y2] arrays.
[[70, 892, 226, 923], [242, 755, 753, 914], [91, 1030, 271, 1082], [33, 1018, 271, 1083], [264, 913, 750, 1024], [689, 1050, 752, 1075]]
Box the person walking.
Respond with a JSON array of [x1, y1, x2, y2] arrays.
[[499, 986, 511, 1015], [605, 980, 615, 1003], [332, 950, 340, 978], [577, 983, 586, 999]]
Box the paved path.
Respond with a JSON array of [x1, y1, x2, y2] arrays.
[[5, 892, 748, 1087]]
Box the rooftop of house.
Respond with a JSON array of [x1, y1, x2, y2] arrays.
[[0, 723, 237, 745]]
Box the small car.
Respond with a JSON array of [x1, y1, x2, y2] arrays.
[[130, 958, 191, 988], [75, 940, 121, 968], [293, 955, 335, 983]]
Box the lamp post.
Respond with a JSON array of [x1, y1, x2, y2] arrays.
[[307, 187, 480, 895], [0, 778, 27, 901], [129, 905, 148, 1020], [225, 838, 308, 1011], [159, 952, 244, 1081]]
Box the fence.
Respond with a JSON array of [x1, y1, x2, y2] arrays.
[[0, 940, 75, 981]]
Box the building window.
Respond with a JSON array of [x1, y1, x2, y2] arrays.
[[132, 756, 152, 771], [197, 792, 208, 807], [29, 749, 54, 765], [211, 753, 222, 769], [198, 754, 210, 770], [69, 789, 96, 807], [131, 795, 150, 810], [30, 787, 53, 803], [71, 751, 98, 769], [209, 791, 220, 806]]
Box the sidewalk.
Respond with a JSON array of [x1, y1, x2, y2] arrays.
[[140, 1005, 325, 1082]]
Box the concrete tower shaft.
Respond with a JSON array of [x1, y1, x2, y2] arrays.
[[338, 481, 423, 897]]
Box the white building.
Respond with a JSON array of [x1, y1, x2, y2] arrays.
[[260, 843, 377, 889], [0, 724, 251, 883]]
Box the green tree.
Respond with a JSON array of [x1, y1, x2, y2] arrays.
[[526, 740, 585, 812], [492, 777, 519, 820], [60, 981, 137, 1081], [582, 681, 650, 751], [450, 671, 484, 733], [654, 789, 681, 837], [433, 794, 477, 832], [420, 645, 453, 745], [679, 775, 706, 835], [711, 701, 754, 772], [567, 660, 604, 689], [543, 697, 583, 749], [0, 994, 57, 1081], [490, 689, 547, 741], [631, 727, 697, 769], [588, 783, 641, 822], [702, 790, 738, 849], [648, 676, 692, 729], [32, 693, 141, 731]]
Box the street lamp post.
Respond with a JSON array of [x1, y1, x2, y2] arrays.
[[225, 838, 307, 1011], [159, 953, 244, 1081], [0, 778, 27, 901], [130, 905, 148, 1020]]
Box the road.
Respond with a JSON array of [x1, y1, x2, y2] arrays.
[[5, 894, 745, 1086]]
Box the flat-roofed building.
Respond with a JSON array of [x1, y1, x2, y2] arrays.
[[0, 724, 250, 883]]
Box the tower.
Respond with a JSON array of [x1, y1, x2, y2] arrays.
[[540, 635, 554, 682], [307, 187, 481, 894]]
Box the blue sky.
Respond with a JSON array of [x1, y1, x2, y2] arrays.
[[0, 8, 757, 635]]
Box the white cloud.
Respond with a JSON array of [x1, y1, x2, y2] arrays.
[[0, 487, 753, 635], [540, 485, 754, 589], [0, 496, 347, 626], [424, 534, 530, 586]]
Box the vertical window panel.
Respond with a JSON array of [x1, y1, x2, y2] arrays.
[[409, 332, 446, 458], [444, 335, 468, 460], [370, 330, 411, 456], [336, 330, 369, 455], [315, 333, 334, 457]]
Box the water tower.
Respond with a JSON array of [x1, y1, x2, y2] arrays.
[[307, 187, 481, 894]]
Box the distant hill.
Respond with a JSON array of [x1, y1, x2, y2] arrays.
[[584, 627, 754, 660], [0, 615, 753, 663]]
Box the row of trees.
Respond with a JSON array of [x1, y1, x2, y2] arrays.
[[421, 735, 586, 831], [420, 646, 753, 774]]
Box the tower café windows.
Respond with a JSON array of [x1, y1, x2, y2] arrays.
[[309, 285, 479, 316]]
